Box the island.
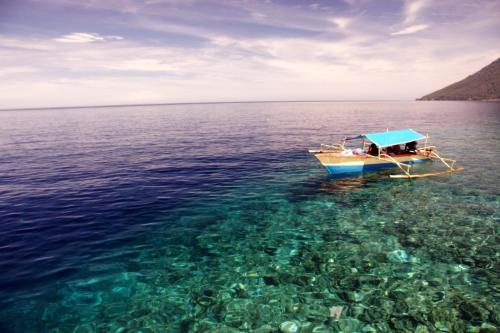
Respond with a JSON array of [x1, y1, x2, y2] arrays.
[[418, 57, 500, 101]]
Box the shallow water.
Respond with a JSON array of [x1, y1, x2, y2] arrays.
[[0, 101, 498, 332]]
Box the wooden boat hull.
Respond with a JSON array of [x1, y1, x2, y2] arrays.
[[313, 153, 430, 175]]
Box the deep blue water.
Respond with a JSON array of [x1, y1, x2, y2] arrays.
[[0, 101, 498, 332]]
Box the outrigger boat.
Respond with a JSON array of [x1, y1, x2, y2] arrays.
[[309, 129, 464, 179]]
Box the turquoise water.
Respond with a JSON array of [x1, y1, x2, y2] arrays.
[[0, 101, 498, 332]]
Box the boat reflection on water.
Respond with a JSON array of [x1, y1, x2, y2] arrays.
[[290, 171, 385, 201], [318, 170, 396, 193], [320, 174, 369, 193]]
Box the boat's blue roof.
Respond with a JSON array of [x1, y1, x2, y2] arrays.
[[363, 129, 425, 147]]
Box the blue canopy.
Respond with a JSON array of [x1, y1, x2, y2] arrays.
[[363, 129, 425, 148]]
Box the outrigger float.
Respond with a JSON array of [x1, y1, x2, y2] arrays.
[[309, 129, 464, 179]]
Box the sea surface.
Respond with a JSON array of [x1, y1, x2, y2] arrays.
[[0, 101, 498, 333]]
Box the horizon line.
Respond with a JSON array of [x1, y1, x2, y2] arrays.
[[0, 99, 425, 112]]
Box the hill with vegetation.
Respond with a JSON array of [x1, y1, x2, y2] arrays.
[[418, 58, 500, 101]]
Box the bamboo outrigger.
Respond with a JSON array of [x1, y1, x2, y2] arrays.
[[309, 129, 464, 179]]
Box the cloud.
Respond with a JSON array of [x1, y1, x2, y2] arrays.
[[391, 1, 429, 37], [391, 24, 429, 35], [53, 32, 123, 43], [1, 28, 498, 109], [1, 0, 499, 108], [104, 59, 177, 72], [0, 67, 38, 76], [330, 17, 352, 29], [250, 12, 267, 20], [404, 0, 428, 24]]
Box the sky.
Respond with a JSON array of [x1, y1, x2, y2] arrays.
[[0, 0, 499, 109]]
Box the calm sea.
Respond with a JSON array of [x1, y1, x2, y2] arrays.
[[0, 101, 498, 332]]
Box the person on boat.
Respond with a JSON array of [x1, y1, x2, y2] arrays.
[[390, 144, 401, 156], [353, 148, 365, 155], [341, 148, 354, 156], [367, 143, 378, 156], [404, 141, 417, 154]]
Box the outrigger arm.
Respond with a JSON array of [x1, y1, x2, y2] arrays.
[[429, 150, 455, 169], [389, 149, 464, 179], [381, 153, 412, 177], [366, 153, 413, 177]]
